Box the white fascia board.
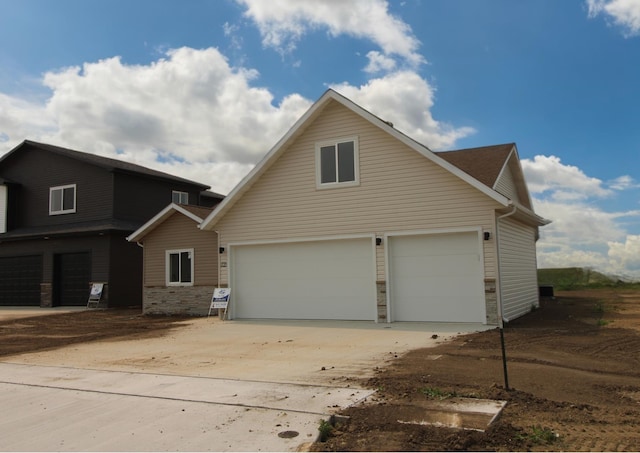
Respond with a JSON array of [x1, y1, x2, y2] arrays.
[[200, 91, 334, 230], [492, 145, 517, 191], [379, 128, 510, 206], [199, 89, 510, 231], [329, 91, 511, 207], [506, 202, 552, 227], [494, 144, 535, 208], [511, 147, 535, 209], [172, 204, 206, 223], [127, 203, 204, 242]]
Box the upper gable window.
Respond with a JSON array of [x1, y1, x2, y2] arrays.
[[49, 184, 76, 215], [316, 137, 359, 188], [172, 191, 189, 205]]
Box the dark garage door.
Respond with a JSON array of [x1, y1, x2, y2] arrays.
[[0, 255, 43, 306], [54, 252, 91, 306]]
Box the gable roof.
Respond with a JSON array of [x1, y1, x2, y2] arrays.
[[436, 142, 534, 210], [127, 203, 213, 243], [1, 140, 210, 190], [435, 143, 514, 188], [202, 89, 549, 231]]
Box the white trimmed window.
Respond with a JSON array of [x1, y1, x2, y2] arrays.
[[316, 137, 359, 188], [166, 249, 194, 286], [172, 191, 189, 204], [49, 184, 76, 215]]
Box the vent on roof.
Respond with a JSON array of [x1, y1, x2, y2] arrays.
[[383, 120, 394, 127]]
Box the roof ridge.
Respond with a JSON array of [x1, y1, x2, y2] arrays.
[[19, 140, 210, 189]]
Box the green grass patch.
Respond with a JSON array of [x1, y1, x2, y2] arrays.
[[517, 425, 559, 444], [537, 267, 638, 291], [420, 387, 456, 400], [318, 419, 333, 442]]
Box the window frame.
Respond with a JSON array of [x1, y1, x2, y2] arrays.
[[165, 248, 194, 286], [315, 137, 360, 189], [49, 184, 77, 215], [172, 190, 189, 205]]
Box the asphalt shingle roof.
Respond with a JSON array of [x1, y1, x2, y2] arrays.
[[3, 140, 210, 189], [436, 143, 514, 189]]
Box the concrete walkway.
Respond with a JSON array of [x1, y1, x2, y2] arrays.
[[0, 316, 493, 451], [0, 362, 373, 451]]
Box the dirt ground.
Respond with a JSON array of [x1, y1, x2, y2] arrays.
[[314, 288, 640, 452], [1, 288, 639, 451]]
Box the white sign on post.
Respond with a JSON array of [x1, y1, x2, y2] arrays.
[[209, 288, 230, 317]]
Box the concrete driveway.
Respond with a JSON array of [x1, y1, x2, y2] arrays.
[[0, 315, 491, 451]]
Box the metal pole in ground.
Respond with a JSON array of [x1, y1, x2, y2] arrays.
[[499, 324, 509, 391]]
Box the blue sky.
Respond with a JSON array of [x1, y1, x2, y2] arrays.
[[1, 0, 639, 279]]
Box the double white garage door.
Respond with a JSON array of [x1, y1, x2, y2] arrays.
[[230, 232, 485, 322]]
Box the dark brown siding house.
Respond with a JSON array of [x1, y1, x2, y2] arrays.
[[0, 140, 223, 308]]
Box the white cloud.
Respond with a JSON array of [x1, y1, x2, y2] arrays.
[[608, 235, 640, 273], [587, 0, 640, 37], [0, 93, 57, 141], [608, 174, 640, 190], [536, 247, 610, 272], [0, 51, 474, 195], [533, 198, 629, 247], [364, 51, 397, 73], [522, 155, 612, 200], [237, 0, 425, 67], [330, 71, 475, 150], [526, 153, 640, 279], [0, 47, 312, 194]]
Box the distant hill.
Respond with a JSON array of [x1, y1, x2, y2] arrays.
[[537, 267, 637, 290]]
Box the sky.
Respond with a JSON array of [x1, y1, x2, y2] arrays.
[[0, 0, 639, 279]]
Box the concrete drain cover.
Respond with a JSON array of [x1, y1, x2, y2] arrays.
[[277, 430, 299, 438], [397, 398, 507, 432]]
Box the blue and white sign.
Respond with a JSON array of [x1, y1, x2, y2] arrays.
[[211, 288, 230, 309]]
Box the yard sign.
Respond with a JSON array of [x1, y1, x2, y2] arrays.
[[209, 288, 230, 318]]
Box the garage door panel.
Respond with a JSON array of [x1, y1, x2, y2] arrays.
[[389, 233, 485, 323], [232, 239, 375, 320], [0, 255, 43, 306], [393, 254, 479, 277]]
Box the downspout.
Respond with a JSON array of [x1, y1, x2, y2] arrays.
[[495, 204, 517, 391], [495, 204, 518, 326]]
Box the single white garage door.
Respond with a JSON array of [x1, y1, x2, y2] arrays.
[[230, 238, 375, 320], [389, 232, 485, 322]]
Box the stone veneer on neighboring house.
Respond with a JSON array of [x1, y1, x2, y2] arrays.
[[143, 286, 218, 316]]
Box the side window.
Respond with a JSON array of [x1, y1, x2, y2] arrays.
[[49, 184, 76, 215], [316, 137, 359, 188], [166, 249, 193, 286], [172, 191, 189, 204]]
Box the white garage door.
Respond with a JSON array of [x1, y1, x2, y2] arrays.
[[389, 232, 485, 322], [230, 238, 375, 320]]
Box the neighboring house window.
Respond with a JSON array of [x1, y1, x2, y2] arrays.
[[166, 249, 194, 286], [49, 184, 76, 215], [172, 191, 189, 204], [316, 137, 359, 188]]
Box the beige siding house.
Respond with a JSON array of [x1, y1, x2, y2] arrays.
[[128, 204, 218, 315], [200, 90, 549, 325]]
